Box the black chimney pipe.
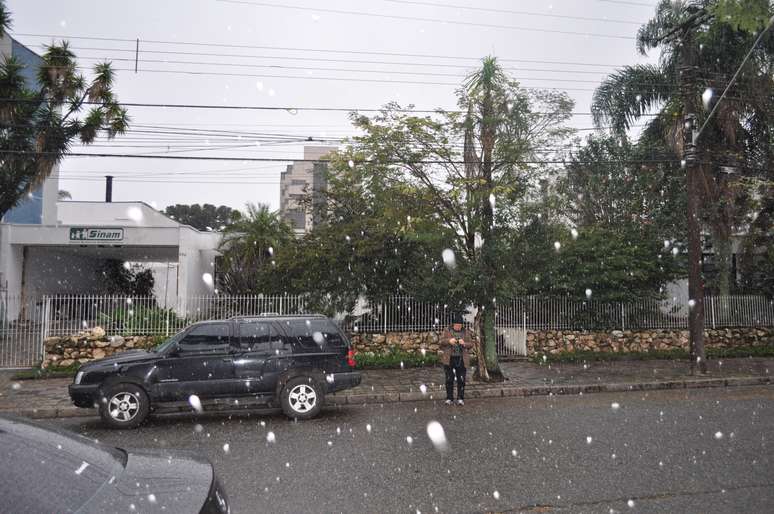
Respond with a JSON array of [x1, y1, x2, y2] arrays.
[[105, 175, 113, 203]]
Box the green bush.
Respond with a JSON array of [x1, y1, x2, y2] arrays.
[[355, 348, 439, 369], [97, 306, 185, 336], [532, 345, 774, 364]]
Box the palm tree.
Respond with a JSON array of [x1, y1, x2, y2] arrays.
[[592, 0, 774, 296], [0, 1, 129, 219], [217, 203, 294, 294]]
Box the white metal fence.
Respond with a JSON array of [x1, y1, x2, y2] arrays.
[[1, 293, 773, 368], [0, 293, 48, 369]]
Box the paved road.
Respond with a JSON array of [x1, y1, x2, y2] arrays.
[[48, 386, 774, 514]]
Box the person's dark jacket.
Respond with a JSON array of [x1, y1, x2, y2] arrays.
[[439, 327, 473, 367]]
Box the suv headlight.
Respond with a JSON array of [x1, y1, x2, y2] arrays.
[[74, 371, 85, 385]]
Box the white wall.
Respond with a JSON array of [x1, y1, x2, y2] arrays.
[[176, 228, 222, 314], [57, 201, 179, 227]]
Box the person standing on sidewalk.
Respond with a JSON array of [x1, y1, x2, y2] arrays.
[[440, 313, 472, 406]]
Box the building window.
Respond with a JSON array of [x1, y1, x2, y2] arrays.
[[286, 210, 306, 230]]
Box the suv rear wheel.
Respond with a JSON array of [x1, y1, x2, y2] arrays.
[[280, 376, 323, 420], [99, 383, 150, 429]]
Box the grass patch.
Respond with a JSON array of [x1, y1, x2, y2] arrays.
[[355, 349, 440, 369], [14, 362, 81, 380], [532, 345, 774, 364]]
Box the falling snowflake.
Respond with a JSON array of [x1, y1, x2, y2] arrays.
[[441, 249, 456, 270], [188, 395, 203, 414], [426, 421, 448, 452], [266, 431, 276, 443]]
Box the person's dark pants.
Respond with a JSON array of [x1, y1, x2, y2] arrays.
[[444, 356, 466, 401]]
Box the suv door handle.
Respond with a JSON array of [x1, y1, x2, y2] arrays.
[[222, 358, 233, 363]]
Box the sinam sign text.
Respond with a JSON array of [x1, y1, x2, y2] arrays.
[[69, 227, 124, 242]]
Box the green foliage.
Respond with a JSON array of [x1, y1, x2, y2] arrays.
[[163, 204, 241, 231], [354, 348, 439, 369], [533, 344, 774, 363], [558, 134, 686, 240], [739, 195, 774, 297], [97, 306, 180, 336], [217, 203, 294, 294], [710, 0, 772, 32], [96, 259, 155, 297], [592, 0, 774, 297], [505, 220, 681, 303], [0, 2, 128, 218]]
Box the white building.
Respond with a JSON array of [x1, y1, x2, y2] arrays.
[[0, 199, 222, 318], [0, 34, 222, 319], [279, 146, 337, 236]]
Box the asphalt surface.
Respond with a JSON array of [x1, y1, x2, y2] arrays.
[[47, 386, 774, 514]]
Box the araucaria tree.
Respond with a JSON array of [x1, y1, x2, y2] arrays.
[[0, 1, 129, 218], [328, 57, 574, 381]]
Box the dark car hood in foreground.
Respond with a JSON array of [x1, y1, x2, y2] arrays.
[[79, 448, 213, 514], [0, 415, 215, 514]]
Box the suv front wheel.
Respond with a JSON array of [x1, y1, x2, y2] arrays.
[[280, 376, 323, 420], [99, 383, 150, 429]]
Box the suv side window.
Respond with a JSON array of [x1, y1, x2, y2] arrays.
[[286, 319, 346, 352], [238, 321, 273, 351], [178, 323, 231, 352]]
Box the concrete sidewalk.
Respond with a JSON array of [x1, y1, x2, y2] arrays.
[[0, 358, 771, 420]]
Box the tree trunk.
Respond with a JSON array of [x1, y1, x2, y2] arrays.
[[473, 307, 490, 382]]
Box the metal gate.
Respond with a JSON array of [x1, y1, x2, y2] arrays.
[[495, 303, 528, 357], [0, 293, 48, 369]]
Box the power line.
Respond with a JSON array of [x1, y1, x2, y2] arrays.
[[109, 66, 606, 90], [61, 176, 281, 184], [383, 0, 645, 25], [0, 97, 662, 116], [16, 33, 633, 67], [77, 55, 682, 88], [4, 149, 679, 165], [216, 0, 635, 39], [69, 46, 622, 74]]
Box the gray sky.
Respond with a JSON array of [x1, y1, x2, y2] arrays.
[[8, 0, 659, 212]]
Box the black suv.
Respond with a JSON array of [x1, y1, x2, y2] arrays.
[[69, 315, 361, 428]]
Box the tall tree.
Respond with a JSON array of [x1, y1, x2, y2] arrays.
[[558, 134, 686, 239], [327, 57, 573, 381], [0, 1, 129, 218], [163, 203, 241, 231], [216, 203, 294, 294], [592, 0, 774, 296]]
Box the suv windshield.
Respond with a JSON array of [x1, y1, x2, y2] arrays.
[[152, 329, 187, 353]]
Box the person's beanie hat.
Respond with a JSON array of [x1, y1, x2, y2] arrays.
[[451, 312, 464, 325]]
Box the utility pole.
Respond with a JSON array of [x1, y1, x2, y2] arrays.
[[680, 13, 774, 375], [679, 32, 708, 375]]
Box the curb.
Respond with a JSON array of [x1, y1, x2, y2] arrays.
[[1, 375, 770, 420]]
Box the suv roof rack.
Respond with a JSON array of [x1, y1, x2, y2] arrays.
[[230, 313, 328, 320]]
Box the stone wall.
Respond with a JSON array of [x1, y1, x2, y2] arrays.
[[351, 328, 774, 356], [42, 327, 159, 369], [527, 327, 774, 355], [350, 332, 444, 355], [40, 326, 774, 369]]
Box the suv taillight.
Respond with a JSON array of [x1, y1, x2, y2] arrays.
[[347, 349, 356, 368]]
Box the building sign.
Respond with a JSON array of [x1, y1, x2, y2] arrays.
[[69, 227, 124, 243]]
